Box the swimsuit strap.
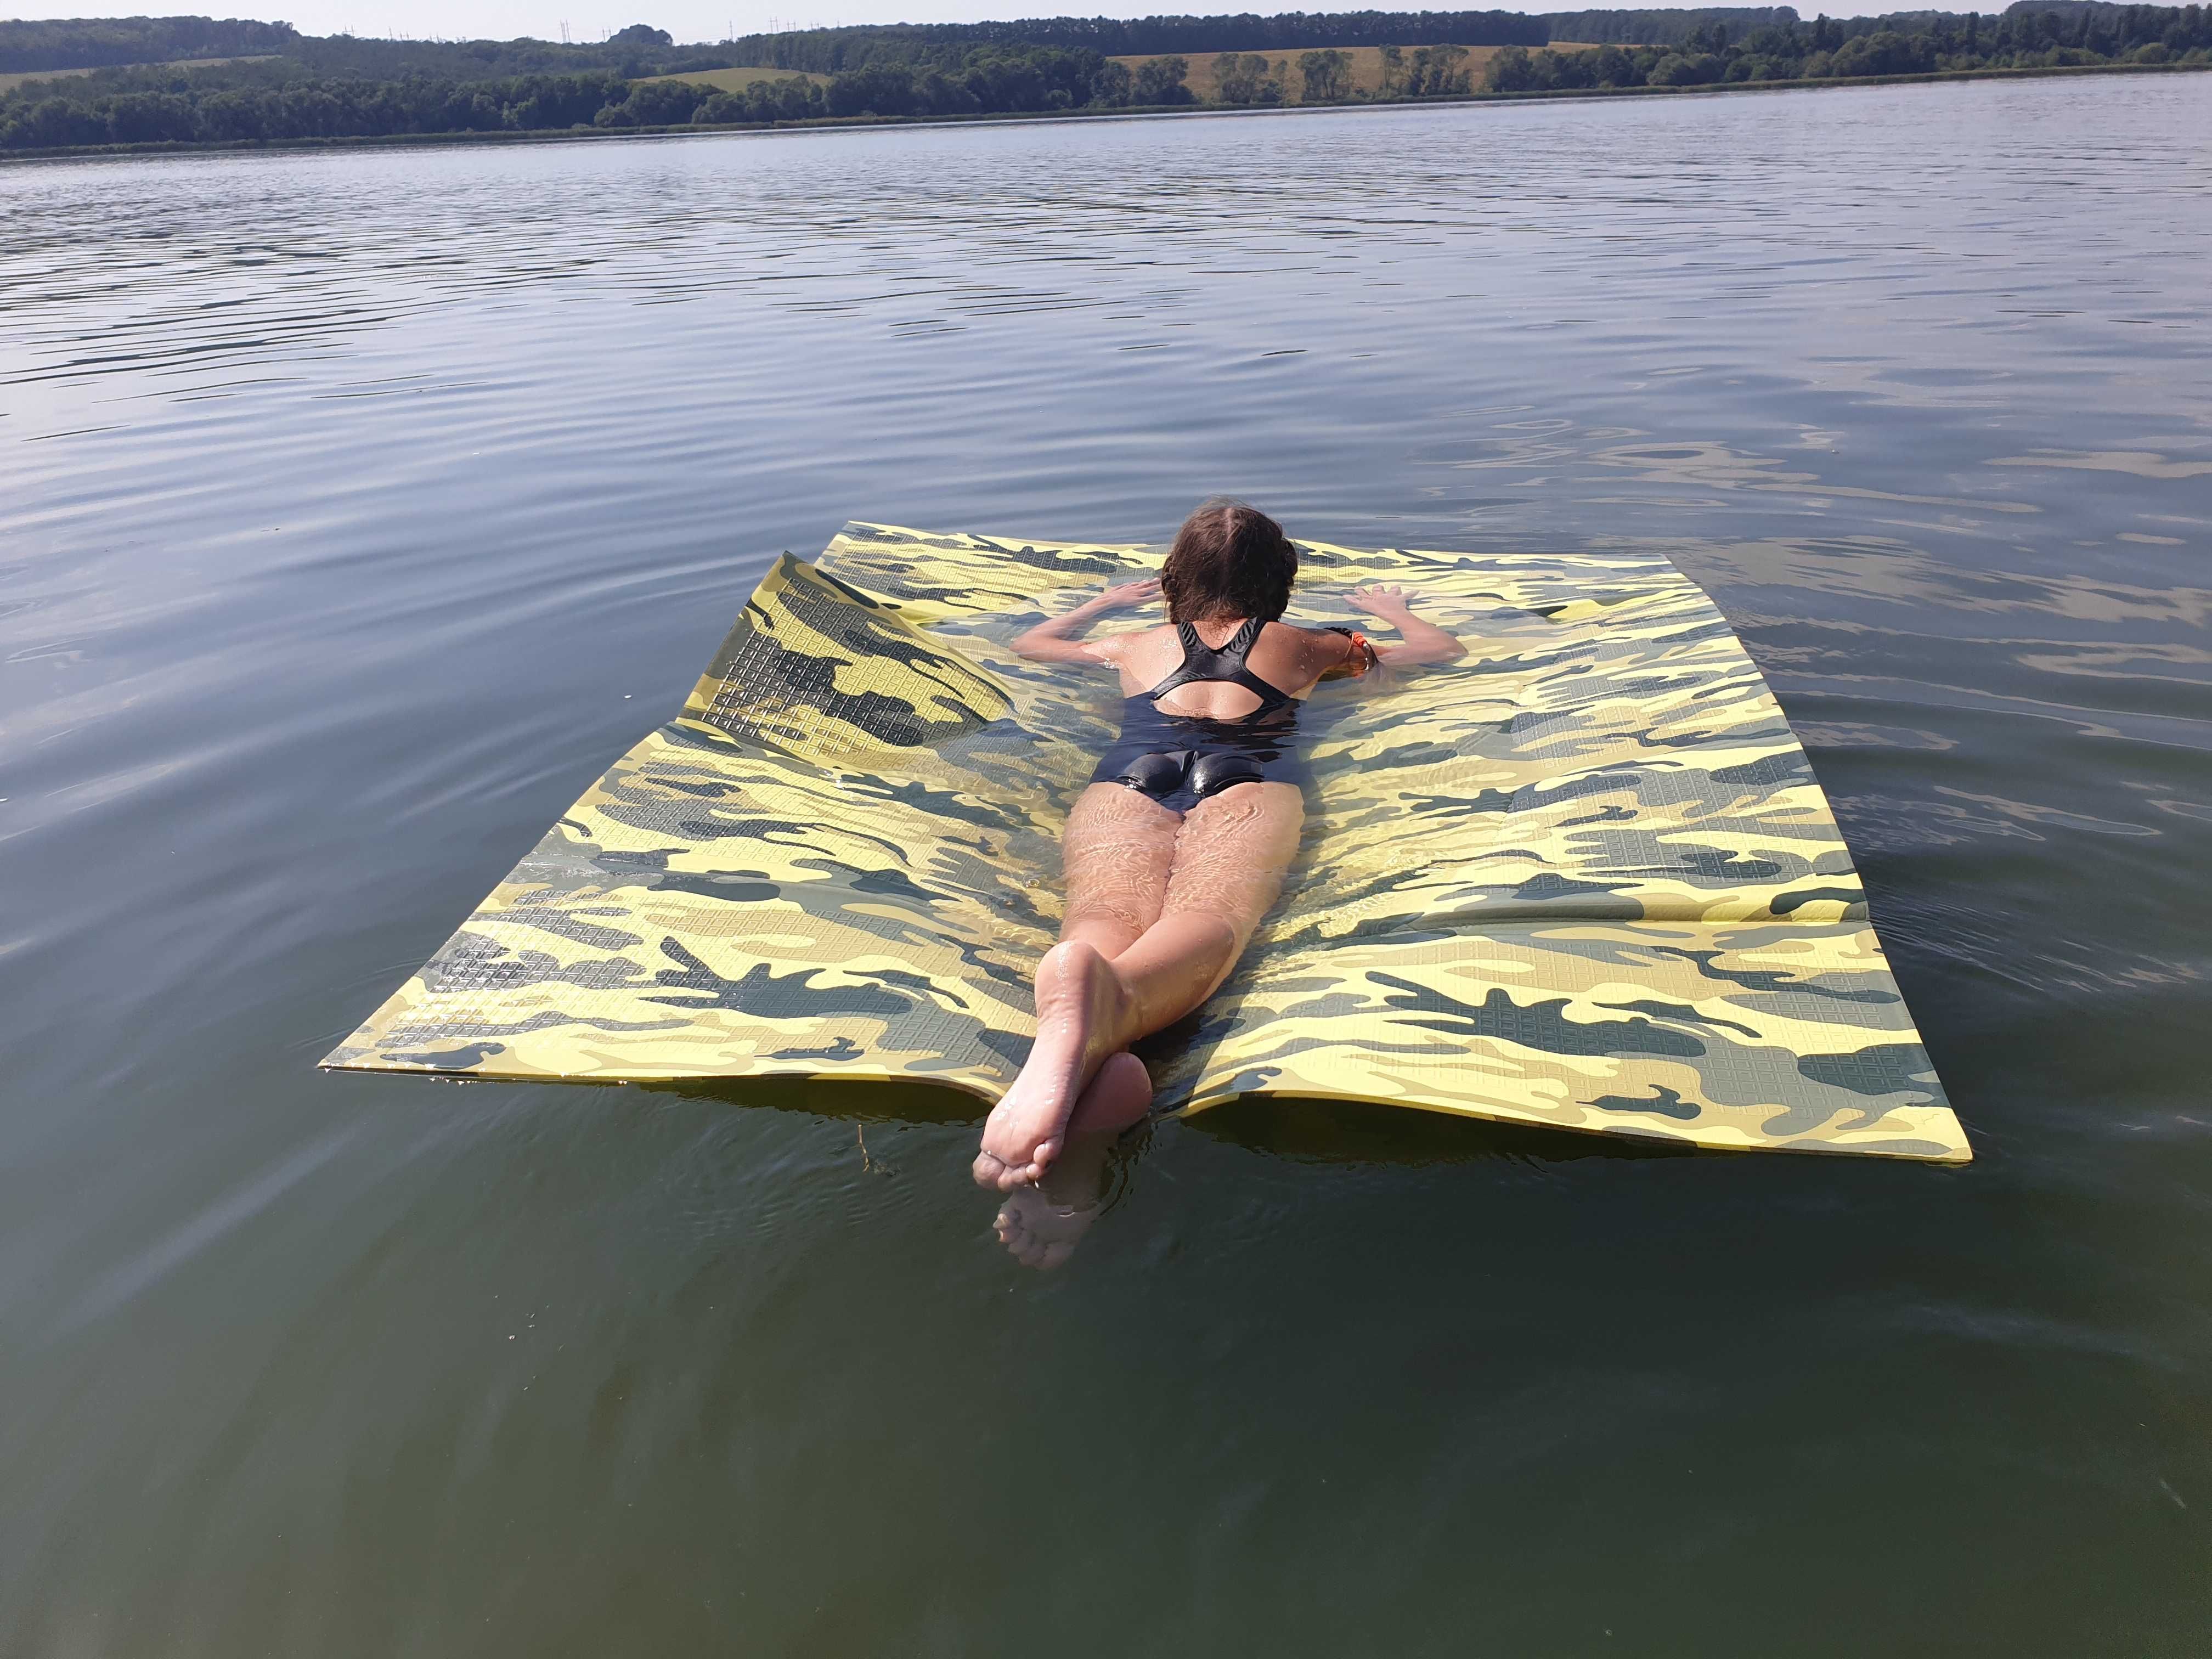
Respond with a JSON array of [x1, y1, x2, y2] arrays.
[[1146, 617, 1294, 716]]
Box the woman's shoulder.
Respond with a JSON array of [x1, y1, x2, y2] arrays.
[[1270, 620, 1374, 679], [1094, 619, 1178, 661], [1121, 620, 1183, 647], [1267, 619, 1356, 652]]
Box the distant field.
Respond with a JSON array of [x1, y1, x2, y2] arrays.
[[634, 65, 830, 92], [0, 55, 271, 94], [1111, 41, 1594, 101]]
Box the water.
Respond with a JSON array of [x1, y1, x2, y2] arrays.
[[4, 76, 2210, 1654]]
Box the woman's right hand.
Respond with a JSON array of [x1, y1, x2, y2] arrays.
[[1348, 583, 1414, 616], [1345, 582, 1466, 667]]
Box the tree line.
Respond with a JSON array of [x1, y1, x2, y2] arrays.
[[0, 15, 297, 74], [0, 44, 1177, 149], [1488, 4, 2211, 91], [727, 10, 1545, 74], [1538, 8, 1803, 46], [1, 10, 1547, 82], [271, 24, 737, 82], [1534, 3, 2200, 48], [1, 68, 632, 148], [1203, 43, 1487, 103], [0, 16, 735, 80], [2, 5, 2206, 153]]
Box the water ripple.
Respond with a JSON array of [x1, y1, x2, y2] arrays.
[[2, 74, 2210, 1652]]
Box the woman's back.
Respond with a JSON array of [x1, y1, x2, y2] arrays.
[[1110, 617, 1341, 721]]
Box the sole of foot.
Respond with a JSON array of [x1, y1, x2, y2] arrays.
[[994, 1052, 1152, 1269], [972, 941, 1128, 1190]]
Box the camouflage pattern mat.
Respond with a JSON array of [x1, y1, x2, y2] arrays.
[[324, 522, 1968, 1163]]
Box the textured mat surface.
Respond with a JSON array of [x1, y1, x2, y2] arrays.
[[324, 522, 1968, 1162]]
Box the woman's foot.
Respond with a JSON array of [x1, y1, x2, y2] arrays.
[[992, 1053, 1152, 1270], [973, 941, 1131, 1190]]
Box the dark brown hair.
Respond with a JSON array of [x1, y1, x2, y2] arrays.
[[1160, 498, 1297, 624]]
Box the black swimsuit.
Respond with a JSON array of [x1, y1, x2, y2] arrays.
[[1089, 618, 1314, 813]]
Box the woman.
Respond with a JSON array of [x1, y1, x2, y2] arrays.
[[973, 499, 1466, 1194]]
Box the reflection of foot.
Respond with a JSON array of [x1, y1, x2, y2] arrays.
[[994, 1187, 1096, 1271], [973, 941, 1130, 1190], [992, 1054, 1151, 1271]]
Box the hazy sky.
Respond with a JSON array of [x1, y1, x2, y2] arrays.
[[9, 0, 1950, 46]]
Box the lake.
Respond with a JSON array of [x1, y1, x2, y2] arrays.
[[4, 75, 2209, 1655]]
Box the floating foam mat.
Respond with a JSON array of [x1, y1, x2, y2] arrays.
[[325, 522, 1967, 1163]]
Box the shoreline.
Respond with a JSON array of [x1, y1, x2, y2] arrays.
[[4, 57, 2204, 164]]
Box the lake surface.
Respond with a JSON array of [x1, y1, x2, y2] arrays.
[[5, 76, 2210, 1655]]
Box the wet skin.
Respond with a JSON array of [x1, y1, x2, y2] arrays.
[[973, 578, 1462, 1193]]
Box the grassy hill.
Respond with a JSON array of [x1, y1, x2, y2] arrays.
[[0, 54, 268, 94], [1110, 42, 1593, 100], [632, 65, 830, 92]]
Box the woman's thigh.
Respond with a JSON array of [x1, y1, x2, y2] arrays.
[[1162, 782, 1306, 948], [1061, 782, 1183, 954]]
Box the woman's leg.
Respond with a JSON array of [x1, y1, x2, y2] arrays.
[[973, 786, 1178, 1188], [1114, 780, 1306, 1026], [1058, 782, 1181, 956], [973, 782, 1304, 1189]]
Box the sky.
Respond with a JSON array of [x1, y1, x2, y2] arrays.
[[4, 0, 1954, 47]]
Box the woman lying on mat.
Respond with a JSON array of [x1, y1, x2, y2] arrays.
[[972, 498, 1466, 1201]]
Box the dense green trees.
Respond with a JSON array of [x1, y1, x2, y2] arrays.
[[275, 30, 730, 81], [0, 16, 738, 82], [799, 46, 1137, 117], [0, 16, 297, 74], [0, 68, 635, 146], [1130, 55, 1197, 103], [1297, 48, 1355, 99], [731, 10, 1543, 75], [1488, 4, 2212, 92], [687, 76, 826, 125], [1214, 52, 1284, 103], [0, 41, 1176, 149], [2, 5, 2205, 153], [1537, 8, 1801, 48], [1393, 42, 1477, 92]]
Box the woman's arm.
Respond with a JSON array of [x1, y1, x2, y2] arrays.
[[1347, 584, 1466, 666], [1313, 625, 1379, 680], [1010, 577, 1161, 665]]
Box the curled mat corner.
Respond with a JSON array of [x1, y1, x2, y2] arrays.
[[324, 522, 1968, 1164]]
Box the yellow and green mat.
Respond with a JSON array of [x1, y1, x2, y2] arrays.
[[325, 522, 1968, 1163]]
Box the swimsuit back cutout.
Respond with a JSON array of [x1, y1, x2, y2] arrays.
[[1142, 618, 1294, 719]]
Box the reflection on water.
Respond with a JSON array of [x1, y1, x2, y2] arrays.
[[3, 74, 2210, 1655]]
